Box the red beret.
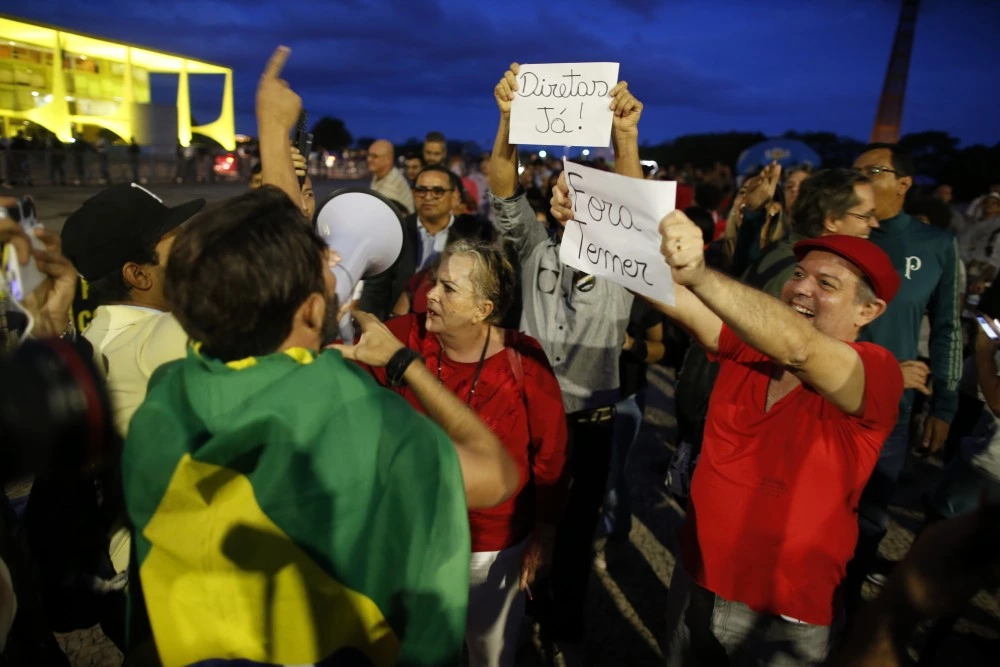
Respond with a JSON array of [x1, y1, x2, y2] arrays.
[[793, 235, 900, 303]]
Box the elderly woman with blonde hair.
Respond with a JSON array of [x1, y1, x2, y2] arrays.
[[360, 238, 568, 667]]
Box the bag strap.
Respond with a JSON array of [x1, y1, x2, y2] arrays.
[[504, 333, 533, 447]]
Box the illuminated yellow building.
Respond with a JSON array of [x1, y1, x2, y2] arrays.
[[0, 14, 234, 149]]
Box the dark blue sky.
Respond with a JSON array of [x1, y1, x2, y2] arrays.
[[10, 0, 1000, 147]]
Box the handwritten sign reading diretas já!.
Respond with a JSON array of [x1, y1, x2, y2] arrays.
[[509, 62, 620, 148]]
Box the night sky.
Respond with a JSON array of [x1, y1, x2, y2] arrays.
[[9, 0, 1000, 148]]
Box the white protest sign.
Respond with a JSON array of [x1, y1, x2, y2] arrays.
[[509, 63, 619, 147], [559, 158, 678, 305]]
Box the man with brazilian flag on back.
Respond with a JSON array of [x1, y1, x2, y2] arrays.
[[122, 46, 519, 667]]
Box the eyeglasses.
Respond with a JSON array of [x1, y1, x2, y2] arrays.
[[857, 165, 898, 178], [846, 211, 878, 223], [413, 186, 454, 198]]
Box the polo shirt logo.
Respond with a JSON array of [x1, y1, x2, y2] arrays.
[[905, 256, 922, 279]]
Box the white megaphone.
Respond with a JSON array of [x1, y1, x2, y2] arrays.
[[314, 187, 404, 340]]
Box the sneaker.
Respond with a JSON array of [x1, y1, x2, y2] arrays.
[[865, 572, 889, 587], [865, 559, 897, 587]]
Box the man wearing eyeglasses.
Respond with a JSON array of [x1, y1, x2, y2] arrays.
[[358, 164, 462, 319], [743, 168, 880, 296], [844, 142, 962, 616]]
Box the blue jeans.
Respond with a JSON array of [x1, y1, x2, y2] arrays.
[[600, 392, 645, 541], [664, 560, 839, 667]]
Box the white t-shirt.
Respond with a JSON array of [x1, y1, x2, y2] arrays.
[[83, 305, 189, 437], [83, 305, 190, 574]]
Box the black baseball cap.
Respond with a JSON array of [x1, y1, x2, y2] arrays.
[[61, 183, 205, 281]]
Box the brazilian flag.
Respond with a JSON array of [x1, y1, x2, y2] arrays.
[[122, 347, 470, 667]]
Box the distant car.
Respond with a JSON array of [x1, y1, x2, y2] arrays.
[[213, 153, 241, 180]]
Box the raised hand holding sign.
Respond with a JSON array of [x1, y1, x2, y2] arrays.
[[509, 63, 620, 147], [557, 158, 677, 304]]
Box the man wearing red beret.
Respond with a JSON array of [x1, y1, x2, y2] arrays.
[[651, 212, 904, 665]]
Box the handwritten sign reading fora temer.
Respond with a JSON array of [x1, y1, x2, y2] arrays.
[[509, 63, 620, 147], [559, 158, 678, 305]]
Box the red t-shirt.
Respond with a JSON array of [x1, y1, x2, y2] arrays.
[[366, 314, 569, 552], [681, 325, 902, 625]]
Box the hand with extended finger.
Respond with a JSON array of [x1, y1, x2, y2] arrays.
[[256, 46, 301, 134], [744, 161, 782, 210], [660, 210, 708, 287], [329, 310, 404, 368], [494, 63, 520, 116], [549, 171, 573, 228], [608, 81, 643, 135]]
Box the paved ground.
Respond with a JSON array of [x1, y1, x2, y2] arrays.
[[7, 183, 997, 665]]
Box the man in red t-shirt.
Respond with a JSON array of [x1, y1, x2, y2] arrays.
[[653, 211, 905, 666]]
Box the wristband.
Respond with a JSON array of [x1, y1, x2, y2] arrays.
[[386, 347, 422, 387]]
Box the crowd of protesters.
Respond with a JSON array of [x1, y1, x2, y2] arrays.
[[0, 45, 998, 667]]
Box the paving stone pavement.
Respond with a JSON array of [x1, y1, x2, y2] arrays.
[[8, 184, 996, 666]]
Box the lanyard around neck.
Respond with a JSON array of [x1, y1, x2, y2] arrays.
[[437, 327, 491, 407]]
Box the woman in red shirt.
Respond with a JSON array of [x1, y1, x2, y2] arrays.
[[364, 238, 568, 667]]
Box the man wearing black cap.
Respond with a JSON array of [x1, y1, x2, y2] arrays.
[[652, 211, 904, 666], [61, 182, 204, 438]]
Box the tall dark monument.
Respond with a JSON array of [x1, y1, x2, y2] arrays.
[[870, 0, 920, 143]]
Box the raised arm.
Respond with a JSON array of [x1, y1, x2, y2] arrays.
[[488, 63, 549, 260], [334, 311, 519, 509], [255, 46, 305, 212], [643, 287, 722, 356], [660, 210, 884, 416], [548, 174, 722, 353], [609, 81, 643, 179], [489, 65, 519, 200]]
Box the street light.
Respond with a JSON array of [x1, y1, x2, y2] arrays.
[[539, 150, 547, 158], [582, 149, 590, 156]]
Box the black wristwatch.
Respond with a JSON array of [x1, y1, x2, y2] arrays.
[[386, 347, 423, 386]]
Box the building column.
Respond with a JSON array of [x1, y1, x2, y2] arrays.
[[123, 46, 134, 141], [177, 60, 191, 147], [47, 31, 72, 141], [219, 70, 234, 149]]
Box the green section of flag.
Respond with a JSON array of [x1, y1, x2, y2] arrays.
[[123, 348, 470, 666]]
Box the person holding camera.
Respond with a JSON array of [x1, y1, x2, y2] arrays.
[[1, 196, 77, 346]]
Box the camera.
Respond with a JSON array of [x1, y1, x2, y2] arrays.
[[1, 197, 45, 303]]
